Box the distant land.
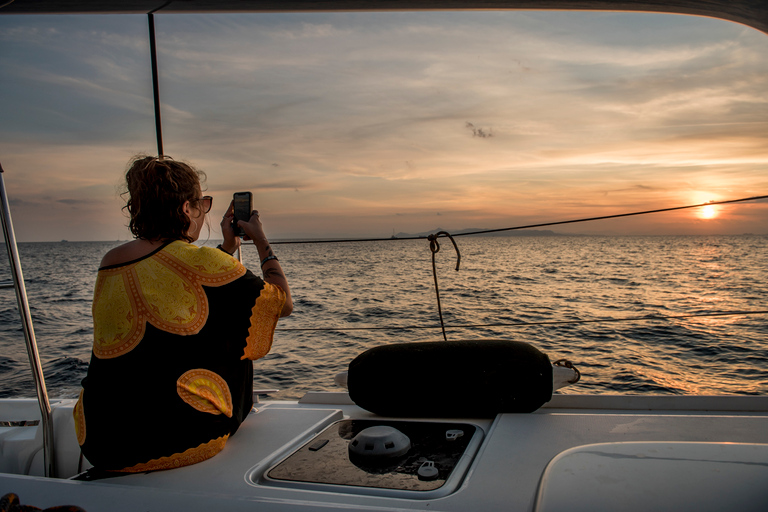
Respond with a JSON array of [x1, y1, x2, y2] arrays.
[[392, 228, 558, 238]]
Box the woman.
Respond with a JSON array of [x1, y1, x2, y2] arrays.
[[73, 155, 292, 472]]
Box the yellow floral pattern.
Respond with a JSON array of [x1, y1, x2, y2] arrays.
[[177, 369, 233, 417], [119, 435, 229, 473], [80, 240, 287, 471], [243, 283, 286, 360], [92, 242, 245, 359], [73, 389, 86, 445]]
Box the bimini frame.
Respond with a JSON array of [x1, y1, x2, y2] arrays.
[[1, 0, 767, 35], [0, 163, 55, 478]]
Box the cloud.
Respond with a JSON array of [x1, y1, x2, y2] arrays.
[[253, 181, 307, 191], [1, 11, 767, 240], [465, 122, 494, 138]]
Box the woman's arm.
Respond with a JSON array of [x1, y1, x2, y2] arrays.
[[240, 211, 293, 317]]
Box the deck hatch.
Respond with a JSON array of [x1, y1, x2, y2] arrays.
[[262, 419, 483, 498]]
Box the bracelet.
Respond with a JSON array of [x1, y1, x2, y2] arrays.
[[217, 244, 234, 255], [260, 255, 278, 267]]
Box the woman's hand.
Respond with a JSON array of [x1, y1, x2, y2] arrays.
[[238, 210, 268, 242], [220, 201, 242, 254]]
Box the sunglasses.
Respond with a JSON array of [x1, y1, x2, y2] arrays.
[[195, 196, 213, 213]]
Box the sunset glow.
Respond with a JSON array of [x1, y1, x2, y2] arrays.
[[1, 12, 767, 241], [699, 205, 718, 220]]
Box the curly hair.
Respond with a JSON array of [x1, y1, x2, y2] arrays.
[[122, 155, 207, 242]]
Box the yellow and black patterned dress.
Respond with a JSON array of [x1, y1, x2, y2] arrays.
[[73, 240, 286, 472]]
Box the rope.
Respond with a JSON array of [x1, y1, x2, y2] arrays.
[[428, 231, 461, 341], [275, 309, 768, 332]]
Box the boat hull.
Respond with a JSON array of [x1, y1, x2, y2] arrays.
[[2, 393, 768, 511]]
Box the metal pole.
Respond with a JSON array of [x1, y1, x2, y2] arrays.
[[0, 163, 56, 478], [148, 12, 164, 157]]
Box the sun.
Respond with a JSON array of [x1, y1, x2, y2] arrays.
[[699, 204, 718, 219]]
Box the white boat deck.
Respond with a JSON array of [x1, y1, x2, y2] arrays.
[[2, 393, 768, 511]]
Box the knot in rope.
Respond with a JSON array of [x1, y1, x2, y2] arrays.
[[428, 231, 462, 341], [428, 231, 461, 271]]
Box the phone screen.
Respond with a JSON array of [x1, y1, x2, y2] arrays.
[[232, 192, 253, 237]]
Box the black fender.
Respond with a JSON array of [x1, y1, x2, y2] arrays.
[[348, 340, 553, 417]]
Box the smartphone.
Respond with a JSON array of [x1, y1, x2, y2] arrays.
[[232, 191, 253, 237]]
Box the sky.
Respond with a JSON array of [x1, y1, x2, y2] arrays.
[[1, 10, 767, 242]]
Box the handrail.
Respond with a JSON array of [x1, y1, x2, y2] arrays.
[[0, 162, 56, 478]]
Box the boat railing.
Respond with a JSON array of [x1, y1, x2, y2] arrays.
[[0, 162, 56, 478]]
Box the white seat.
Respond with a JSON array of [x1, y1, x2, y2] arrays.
[[535, 441, 768, 512]]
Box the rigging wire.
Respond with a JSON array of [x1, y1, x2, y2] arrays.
[[270, 194, 768, 245], [148, 13, 164, 157], [146, 6, 177, 158], [276, 309, 768, 333]]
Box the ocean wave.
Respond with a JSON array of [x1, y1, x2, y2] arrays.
[[1, 236, 766, 400]]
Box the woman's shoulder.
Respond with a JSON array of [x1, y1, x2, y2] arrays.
[[163, 242, 247, 279], [99, 240, 169, 269], [99, 240, 246, 281]]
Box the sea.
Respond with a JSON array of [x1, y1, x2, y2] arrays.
[[1, 235, 767, 401]]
